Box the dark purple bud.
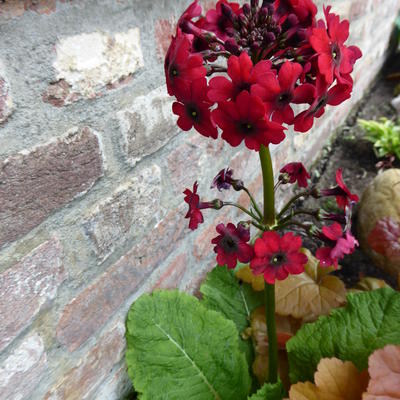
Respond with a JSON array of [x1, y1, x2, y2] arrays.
[[232, 179, 245, 191], [212, 199, 224, 210], [260, 7, 269, 18], [237, 221, 251, 238], [251, 0, 259, 8], [224, 38, 241, 55], [243, 3, 251, 15], [265, 32, 276, 42], [221, 3, 236, 22], [285, 13, 299, 28], [238, 13, 248, 26]]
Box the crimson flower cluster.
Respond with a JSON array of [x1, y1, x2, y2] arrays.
[[165, 0, 361, 151]]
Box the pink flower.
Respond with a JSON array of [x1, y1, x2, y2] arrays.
[[250, 231, 308, 284], [315, 222, 359, 267], [212, 222, 254, 269], [280, 162, 311, 188]]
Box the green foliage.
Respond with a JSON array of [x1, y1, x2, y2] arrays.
[[247, 382, 285, 400], [287, 288, 400, 383], [358, 118, 400, 160], [126, 290, 251, 400], [200, 266, 264, 365]]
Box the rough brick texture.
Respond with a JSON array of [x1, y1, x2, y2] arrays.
[[0, 127, 104, 247], [0, 0, 399, 398], [0, 239, 64, 352]]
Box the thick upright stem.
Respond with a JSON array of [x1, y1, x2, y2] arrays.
[[258, 145, 279, 386], [265, 283, 278, 383], [259, 145, 275, 226]]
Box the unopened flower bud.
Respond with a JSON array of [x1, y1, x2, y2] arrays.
[[243, 3, 251, 15], [310, 187, 321, 199], [238, 220, 251, 234], [224, 38, 241, 55], [265, 32, 276, 42], [213, 199, 224, 210], [279, 172, 291, 184], [232, 179, 245, 191], [221, 3, 236, 23]]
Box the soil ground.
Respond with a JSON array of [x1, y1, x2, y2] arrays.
[[296, 53, 400, 288]]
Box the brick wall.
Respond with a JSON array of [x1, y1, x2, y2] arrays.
[[0, 0, 398, 398]]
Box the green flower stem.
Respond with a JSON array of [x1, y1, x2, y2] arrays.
[[259, 145, 279, 386], [222, 202, 261, 222], [276, 190, 311, 220], [259, 145, 275, 227], [265, 283, 278, 384], [243, 187, 264, 219]]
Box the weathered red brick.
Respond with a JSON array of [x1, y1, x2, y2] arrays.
[[57, 208, 186, 351], [0, 333, 47, 400], [0, 239, 64, 352], [83, 164, 161, 262], [45, 323, 125, 400], [155, 18, 176, 60], [0, 127, 104, 248], [42, 79, 77, 107], [0, 0, 60, 18], [152, 253, 188, 290]]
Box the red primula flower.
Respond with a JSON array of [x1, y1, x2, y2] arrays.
[[203, 0, 241, 41], [276, 0, 317, 27], [310, 6, 361, 85], [165, 33, 207, 97], [178, 0, 202, 26], [183, 182, 221, 230], [250, 231, 308, 284], [252, 61, 315, 124], [280, 162, 310, 187], [212, 91, 286, 151], [294, 76, 351, 132], [212, 222, 254, 269], [321, 168, 359, 209], [208, 52, 272, 102], [172, 78, 218, 139], [315, 222, 358, 267]]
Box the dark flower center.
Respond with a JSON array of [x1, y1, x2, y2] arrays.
[[221, 235, 238, 253], [169, 65, 179, 79], [240, 121, 254, 134], [186, 104, 200, 122], [331, 43, 341, 64], [270, 252, 287, 266], [278, 91, 292, 105]]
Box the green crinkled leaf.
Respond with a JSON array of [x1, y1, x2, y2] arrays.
[[287, 288, 400, 383], [247, 381, 284, 400], [126, 290, 251, 400], [200, 266, 264, 334], [200, 266, 264, 363]]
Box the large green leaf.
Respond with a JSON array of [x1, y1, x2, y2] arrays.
[[287, 288, 400, 383], [200, 266, 264, 364], [200, 266, 264, 334], [247, 382, 284, 400], [126, 290, 251, 400]]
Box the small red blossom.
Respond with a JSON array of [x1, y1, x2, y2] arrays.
[[212, 222, 254, 269], [321, 168, 359, 209], [367, 218, 400, 260], [183, 182, 204, 230], [315, 222, 358, 267], [165, 33, 207, 97], [276, 0, 317, 27], [252, 61, 315, 124], [310, 6, 361, 85], [178, 0, 202, 26], [172, 78, 218, 139], [294, 76, 352, 132], [212, 91, 286, 151], [280, 162, 310, 187], [250, 231, 308, 284], [203, 0, 241, 41], [208, 52, 272, 102]]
